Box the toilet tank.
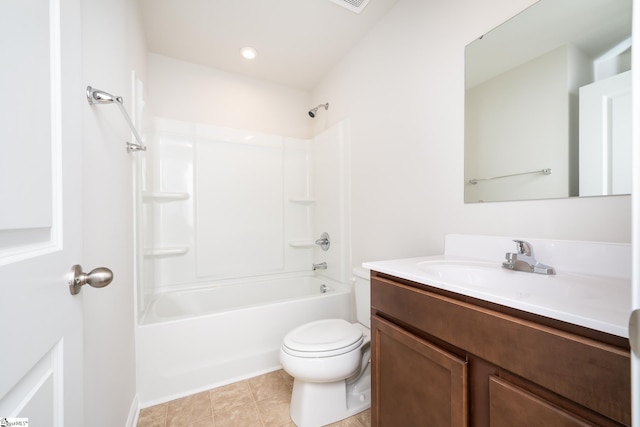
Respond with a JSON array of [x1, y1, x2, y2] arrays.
[[352, 267, 371, 328]]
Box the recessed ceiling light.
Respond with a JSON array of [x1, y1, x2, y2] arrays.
[[240, 46, 258, 60]]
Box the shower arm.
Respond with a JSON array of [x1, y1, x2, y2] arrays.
[[86, 86, 147, 152]]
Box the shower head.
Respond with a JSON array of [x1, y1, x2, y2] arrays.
[[86, 86, 123, 105], [308, 103, 329, 118]]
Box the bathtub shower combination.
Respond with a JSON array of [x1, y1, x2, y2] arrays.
[[135, 118, 352, 405]]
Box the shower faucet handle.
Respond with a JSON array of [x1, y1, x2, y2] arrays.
[[315, 232, 330, 251]]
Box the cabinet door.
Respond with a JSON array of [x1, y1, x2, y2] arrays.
[[372, 315, 468, 426], [489, 376, 595, 427]]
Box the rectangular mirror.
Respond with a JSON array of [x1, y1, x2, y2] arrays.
[[464, 0, 632, 203]]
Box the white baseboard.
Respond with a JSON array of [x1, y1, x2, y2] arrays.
[[125, 393, 140, 427]]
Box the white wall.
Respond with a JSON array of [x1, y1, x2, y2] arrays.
[[147, 54, 312, 139], [81, 0, 146, 425], [312, 0, 632, 268]]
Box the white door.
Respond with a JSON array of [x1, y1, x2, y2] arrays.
[[579, 70, 632, 196], [0, 0, 84, 425]]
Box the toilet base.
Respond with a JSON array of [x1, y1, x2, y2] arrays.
[[290, 365, 371, 427]]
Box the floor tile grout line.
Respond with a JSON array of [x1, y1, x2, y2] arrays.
[[207, 390, 216, 426], [255, 400, 268, 427], [140, 370, 368, 427], [247, 378, 268, 426], [251, 376, 274, 427]]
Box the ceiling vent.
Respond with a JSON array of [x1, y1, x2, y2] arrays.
[[329, 0, 371, 14]]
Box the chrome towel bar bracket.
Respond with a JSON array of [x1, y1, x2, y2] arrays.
[[86, 86, 147, 152]]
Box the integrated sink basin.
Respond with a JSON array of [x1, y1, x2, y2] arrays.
[[364, 234, 632, 338], [416, 259, 553, 302], [415, 258, 622, 303], [417, 259, 521, 289], [417, 259, 568, 299]]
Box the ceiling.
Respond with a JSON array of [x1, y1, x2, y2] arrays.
[[465, 0, 632, 88], [138, 0, 400, 91]]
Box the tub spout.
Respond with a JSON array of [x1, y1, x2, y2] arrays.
[[313, 262, 327, 271]]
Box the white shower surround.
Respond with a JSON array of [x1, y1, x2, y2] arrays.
[[139, 118, 350, 304]]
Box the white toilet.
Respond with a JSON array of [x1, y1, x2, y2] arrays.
[[280, 267, 371, 427]]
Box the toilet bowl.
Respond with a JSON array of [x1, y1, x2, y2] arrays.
[[280, 267, 371, 427]]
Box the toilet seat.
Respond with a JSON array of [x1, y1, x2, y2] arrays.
[[282, 319, 364, 358]]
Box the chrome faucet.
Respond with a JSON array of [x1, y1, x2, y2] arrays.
[[312, 262, 327, 271], [502, 240, 555, 275]]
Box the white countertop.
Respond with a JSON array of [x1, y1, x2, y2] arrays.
[[363, 235, 632, 338]]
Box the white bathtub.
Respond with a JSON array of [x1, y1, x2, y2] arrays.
[[136, 275, 352, 406]]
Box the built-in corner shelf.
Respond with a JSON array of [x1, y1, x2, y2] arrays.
[[143, 192, 190, 203], [143, 246, 190, 257], [288, 240, 316, 248], [288, 197, 315, 205]]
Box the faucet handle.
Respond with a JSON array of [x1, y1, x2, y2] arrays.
[[513, 239, 532, 256], [315, 232, 330, 251], [502, 252, 516, 270]]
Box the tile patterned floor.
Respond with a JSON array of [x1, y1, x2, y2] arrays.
[[137, 369, 371, 427]]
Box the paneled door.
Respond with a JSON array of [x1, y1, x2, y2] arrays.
[[579, 70, 632, 196], [0, 0, 84, 425]]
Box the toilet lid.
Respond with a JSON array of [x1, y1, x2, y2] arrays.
[[283, 319, 363, 357]]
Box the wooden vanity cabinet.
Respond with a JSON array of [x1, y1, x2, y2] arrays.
[[372, 315, 468, 426], [370, 272, 631, 427]]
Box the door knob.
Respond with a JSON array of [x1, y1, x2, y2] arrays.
[[629, 309, 640, 355], [68, 264, 114, 295]]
